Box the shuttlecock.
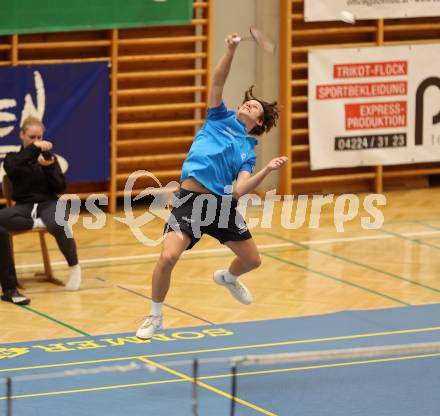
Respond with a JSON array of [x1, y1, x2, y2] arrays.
[[340, 10, 356, 24]]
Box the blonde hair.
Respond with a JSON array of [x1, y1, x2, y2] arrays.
[[21, 116, 45, 133]]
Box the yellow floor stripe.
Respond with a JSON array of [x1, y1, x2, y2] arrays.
[[0, 378, 184, 400], [2, 325, 440, 374], [139, 357, 277, 416], [198, 352, 440, 380]]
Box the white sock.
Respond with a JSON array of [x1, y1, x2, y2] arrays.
[[151, 301, 163, 316], [33, 218, 46, 229], [224, 270, 238, 283], [66, 264, 81, 291]]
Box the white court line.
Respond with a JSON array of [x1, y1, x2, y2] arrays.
[[15, 230, 440, 270], [15, 243, 293, 269], [302, 230, 440, 245]]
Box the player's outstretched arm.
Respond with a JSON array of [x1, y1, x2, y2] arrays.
[[208, 33, 240, 108], [235, 156, 288, 198]]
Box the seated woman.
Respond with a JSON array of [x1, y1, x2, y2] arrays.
[[0, 116, 81, 305]]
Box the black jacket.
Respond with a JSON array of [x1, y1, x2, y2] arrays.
[[4, 144, 66, 204]]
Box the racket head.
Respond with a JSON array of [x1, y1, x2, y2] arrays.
[[249, 27, 276, 54]]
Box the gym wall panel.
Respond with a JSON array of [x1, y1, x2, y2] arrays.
[[280, 0, 440, 195]]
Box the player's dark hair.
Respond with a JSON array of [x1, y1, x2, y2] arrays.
[[242, 85, 279, 136]]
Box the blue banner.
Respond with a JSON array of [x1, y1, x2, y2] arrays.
[[0, 62, 110, 184]]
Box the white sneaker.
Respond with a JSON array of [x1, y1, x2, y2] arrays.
[[66, 264, 81, 291], [213, 270, 253, 305], [136, 314, 163, 340]]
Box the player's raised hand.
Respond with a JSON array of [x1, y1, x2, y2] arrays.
[[266, 156, 288, 171], [225, 32, 240, 49]]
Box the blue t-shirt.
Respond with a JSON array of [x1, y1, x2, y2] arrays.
[[180, 102, 257, 195]]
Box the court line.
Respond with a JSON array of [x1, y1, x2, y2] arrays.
[[199, 352, 440, 380], [415, 236, 440, 241], [262, 232, 440, 293], [379, 228, 440, 251], [14, 242, 293, 269], [414, 221, 440, 233], [261, 252, 409, 305], [65, 251, 239, 272], [117, 285, 215, 325], [300, 230, 440, 246], [389, 216, 440, 224], [0, 378, 184, 400], [139, 357, 276, 416], [76, 246, 295, 271], [21, 306, 90, 337], [1, 352, 438, 403], [14, 230, 440, 270], [3, 325, 439, 373], [413, 222, 440, 246]]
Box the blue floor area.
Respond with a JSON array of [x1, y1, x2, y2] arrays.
[[1, 303, 440, 415]]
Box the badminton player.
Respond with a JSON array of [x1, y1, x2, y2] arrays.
[[136, 32, 287, 339]]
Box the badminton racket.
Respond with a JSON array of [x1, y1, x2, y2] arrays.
[[229, 27, 276, 54]]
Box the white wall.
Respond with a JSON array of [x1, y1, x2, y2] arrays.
[[212, 0, 257, 108], [212, 0, 280, 191]]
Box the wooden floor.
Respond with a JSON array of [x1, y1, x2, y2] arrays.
[[2, 187, 440, 343]]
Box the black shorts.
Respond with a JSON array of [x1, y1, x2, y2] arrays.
[[164, 188, 252, 250]]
